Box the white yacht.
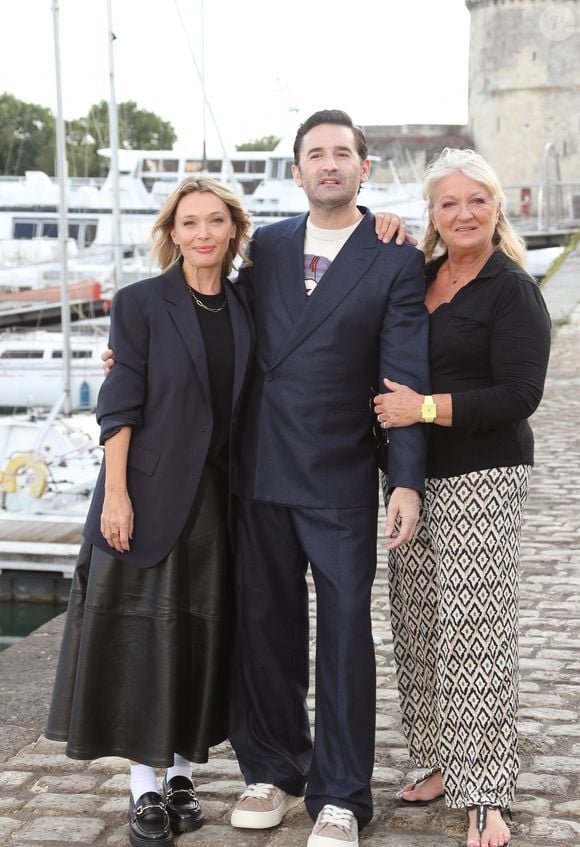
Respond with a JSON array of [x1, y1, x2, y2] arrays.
[[0, 321, 108, 411], [0, 147, 273, 252], [0, 143, 426, 253]]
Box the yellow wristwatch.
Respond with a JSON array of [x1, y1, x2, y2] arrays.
[[421, 395, 437, 423]]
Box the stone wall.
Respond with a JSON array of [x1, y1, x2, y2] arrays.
[[361, 124, 473, 183], [466, 0, 580, 187]]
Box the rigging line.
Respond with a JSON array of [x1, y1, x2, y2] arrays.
[[171, 0, 237, 189]]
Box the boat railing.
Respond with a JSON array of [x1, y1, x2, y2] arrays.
[[503, 143, 580, 235], [504, 180, 580, 232], [0, 174, 105, 190], [69, 177, 107, 190]]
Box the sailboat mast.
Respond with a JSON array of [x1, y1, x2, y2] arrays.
[[107, 0, 123, 292], [201, 0, 207, 171], [173, 0, 237, 191], [51, 0, 72, 415]]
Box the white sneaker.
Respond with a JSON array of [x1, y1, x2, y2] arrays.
[[230, 782, 304, 829], [307, 804, 359, 846]]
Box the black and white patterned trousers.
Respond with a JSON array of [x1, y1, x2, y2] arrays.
[[385, 465, 531, 809]]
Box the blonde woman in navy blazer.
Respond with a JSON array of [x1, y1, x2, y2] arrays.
[[46, 177, 253, 847]]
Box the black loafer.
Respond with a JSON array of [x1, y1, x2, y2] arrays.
[[128, 791, 173, 847], [162, 775, 204, 833]]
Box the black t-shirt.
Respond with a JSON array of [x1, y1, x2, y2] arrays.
[[189, 287, 234, 470], [426, 251, 551, 479]]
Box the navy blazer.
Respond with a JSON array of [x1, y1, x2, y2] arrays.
[[232, 209, 430, 508], [83, 262, 253, 567]]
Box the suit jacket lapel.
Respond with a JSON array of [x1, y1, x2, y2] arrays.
[[271, 210, 379, 367], [274, 213, 309, 323], [225, 281, 251, 412], [162, 263, 212, 403]]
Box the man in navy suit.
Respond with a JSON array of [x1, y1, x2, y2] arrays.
[[229, 111, 430, 847]]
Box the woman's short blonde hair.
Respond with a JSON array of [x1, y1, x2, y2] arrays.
[[422, 148, 527, 268], [150, 176, 252, 275]]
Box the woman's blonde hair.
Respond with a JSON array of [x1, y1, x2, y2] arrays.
[[150, 176, 252, 275], [422, 148, 527, 268]]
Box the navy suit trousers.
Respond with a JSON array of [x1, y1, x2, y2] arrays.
[[229, 497, 379, 827]]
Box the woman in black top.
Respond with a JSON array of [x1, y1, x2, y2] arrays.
[[374, 148, 551, 847], [46, 177, 253, 847]]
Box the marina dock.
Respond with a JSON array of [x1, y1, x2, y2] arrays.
[[0, 515, 82, 603], [0, 248, 579, 845], [0, 512, 84, 546]]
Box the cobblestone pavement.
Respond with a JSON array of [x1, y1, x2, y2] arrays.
[[1, 298, 579, 846]]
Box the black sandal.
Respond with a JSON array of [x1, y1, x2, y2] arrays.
[[467, 805, 512, 846], [396, 765, 444, 806]]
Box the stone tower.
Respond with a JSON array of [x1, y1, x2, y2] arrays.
[[465, 0, 580, 189]]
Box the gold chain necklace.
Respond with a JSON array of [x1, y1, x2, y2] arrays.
[[185, 284, 228, 313], [446, 256, 488, 286]]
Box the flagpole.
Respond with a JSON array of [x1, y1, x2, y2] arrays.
[[51, 0, 72, 415], [107, 0, 123, 292]]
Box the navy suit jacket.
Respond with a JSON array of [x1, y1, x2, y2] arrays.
[[83, 262, 253, 567], [232, 209, 430, 508]]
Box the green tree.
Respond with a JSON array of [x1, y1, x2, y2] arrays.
[[236, 135, 281, 151], [0, 93, 55, 175], [65, 100, 178, 177], [85, 100, 177, 151], [65, 117, 101, 178], [0, 94, 177, 178]]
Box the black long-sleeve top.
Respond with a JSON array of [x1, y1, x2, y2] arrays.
[[426, 250, 551, 479]]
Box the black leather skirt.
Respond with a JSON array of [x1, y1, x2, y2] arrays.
[[45, 463, 233, 766]]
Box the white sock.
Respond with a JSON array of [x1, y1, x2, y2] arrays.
[[166, 753, 193, 783], [130, 764, 158, 802]]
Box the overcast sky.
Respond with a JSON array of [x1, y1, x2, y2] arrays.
[[2, 0, 471, 151]]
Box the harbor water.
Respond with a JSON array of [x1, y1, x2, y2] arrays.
[[0, 600, 67, 652]]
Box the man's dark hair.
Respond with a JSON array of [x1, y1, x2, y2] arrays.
[[293, 110, 368, 164]]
